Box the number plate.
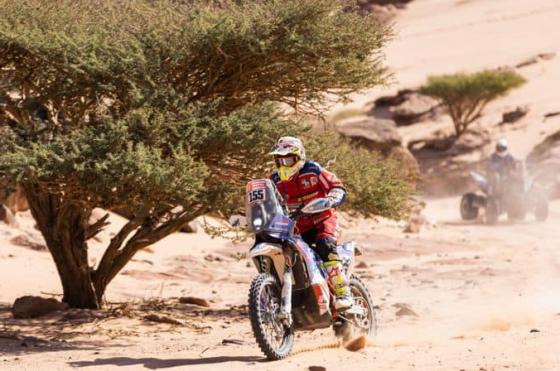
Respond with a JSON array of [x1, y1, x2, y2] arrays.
[[246, 180, 267, 204]]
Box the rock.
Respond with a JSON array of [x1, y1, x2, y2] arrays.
[[308, 367, 327, 371], [336, 116, 419, 186], [373, 90, 441, 126], [179, 296, 211, 307], [144, 314, 183, 325], [529, 328, 540, 333], [544, 111, 560, 121], [355, 261, 368, 269], [344, 335, 368, 351], [516, 52, 556, 68], [404, 198, 427, 233], [515, 56, 540, 68], [392, 93, 441, 126], [538, 52, 556, 60], [502, 106, 529, 124], [404, 214, 427, 233], [182, 220, 199, 233], [393, 303, 418, 317], [10, 234, 47, 251], [336, 117, 402, 154], [221, 338, 248, 345], [527, 130, 560, 198], [12, 296, 68, 319], [374, 89, 415, 107]]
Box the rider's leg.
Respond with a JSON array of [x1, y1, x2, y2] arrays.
[[315, 218, 353, 311]]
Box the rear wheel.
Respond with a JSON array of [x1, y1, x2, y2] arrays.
[[334, 275, 377, 341], [507, 202, 526, 222], [460, 193, 479, 220], [248, 274, 294, 360]]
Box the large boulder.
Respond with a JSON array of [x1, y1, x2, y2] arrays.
[[372, 90, 441, 126], [336, 117, 402, 154], [527, 131, 560, 198], [335, 117, 419, 182], [12, 296, 68, 319]]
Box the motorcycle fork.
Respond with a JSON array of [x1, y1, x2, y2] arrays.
[[279, 249, 294, 325]]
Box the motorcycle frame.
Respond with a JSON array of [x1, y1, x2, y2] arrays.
[[249, 237, 357, 331]]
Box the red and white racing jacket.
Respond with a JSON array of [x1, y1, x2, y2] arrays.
[[271, 161, 345, 234]]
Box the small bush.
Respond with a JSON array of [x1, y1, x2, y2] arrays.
[[419, 70, 526, 136]]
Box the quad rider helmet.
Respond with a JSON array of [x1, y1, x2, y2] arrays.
[[496, 138, 508, 157], [269, 136, 306, 181]]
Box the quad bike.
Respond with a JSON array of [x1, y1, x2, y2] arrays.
[[245, 179, 376, 360], [460, 166, 549, 224]]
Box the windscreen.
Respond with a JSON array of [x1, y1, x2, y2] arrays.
[[245, 179, 284, 233]]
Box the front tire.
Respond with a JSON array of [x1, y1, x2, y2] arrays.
[[248, 273, 294, 360], [460, 193, 479, 220]]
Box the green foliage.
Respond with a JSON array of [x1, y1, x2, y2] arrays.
[[419, 70, 526, 136], [0, 0, 403, 307], [305, 133, 411, 220]]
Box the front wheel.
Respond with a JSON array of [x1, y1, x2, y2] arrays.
[[248, 274, 294, 360], [460, 193, 479, 220]]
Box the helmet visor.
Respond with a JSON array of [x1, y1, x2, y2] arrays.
[[275, 155, 298, 168]]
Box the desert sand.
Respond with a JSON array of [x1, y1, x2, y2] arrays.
[[2, 0, 560, 370]]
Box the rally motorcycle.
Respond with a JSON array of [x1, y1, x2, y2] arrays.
[[460, 167, 549, 224], [245, 179, 376, 360]]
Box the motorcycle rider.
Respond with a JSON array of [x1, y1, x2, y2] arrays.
[[269, 136, 353, 311]]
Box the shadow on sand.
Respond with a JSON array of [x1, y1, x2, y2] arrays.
[[69, 355, 263, 369]]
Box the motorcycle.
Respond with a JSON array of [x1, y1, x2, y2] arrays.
[[245, 179, 376, 360], [460, 166, 549, 224]]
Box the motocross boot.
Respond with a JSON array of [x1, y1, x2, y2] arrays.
[[325, 260, 353, 311]]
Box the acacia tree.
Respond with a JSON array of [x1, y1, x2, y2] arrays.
[[419, 70, 526, 137], [0, 0, 401, 308]]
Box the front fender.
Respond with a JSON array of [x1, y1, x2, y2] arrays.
[[249, 243, 283, 259], [249, 243, 285, 283]]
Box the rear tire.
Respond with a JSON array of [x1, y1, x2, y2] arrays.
[[460, 193, 479, 220], [338, 275, 377, 339], [248, 273, 294, 360]]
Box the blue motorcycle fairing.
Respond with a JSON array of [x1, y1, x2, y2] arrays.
[[264, 214, 295, 240]]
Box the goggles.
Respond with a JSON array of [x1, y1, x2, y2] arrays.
[[275, 155, 299, 168]]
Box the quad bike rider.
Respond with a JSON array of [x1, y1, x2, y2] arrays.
[[269, 136, 353, 312], [461, 138, 549, 223], [487, 138, 516, 184]]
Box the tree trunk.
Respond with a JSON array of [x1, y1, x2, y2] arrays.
[[24, 184, 101, 309]]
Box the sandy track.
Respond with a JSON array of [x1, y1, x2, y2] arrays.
[[2, 198, 560, 370]]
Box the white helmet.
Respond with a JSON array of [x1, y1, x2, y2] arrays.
[[269, 136, 306, 181], [496, 138, 508, 157]]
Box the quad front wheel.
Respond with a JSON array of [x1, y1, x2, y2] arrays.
[[460, 193, 479, 220]]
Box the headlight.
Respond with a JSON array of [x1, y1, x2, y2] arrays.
[[253, 217, 263, 228]]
